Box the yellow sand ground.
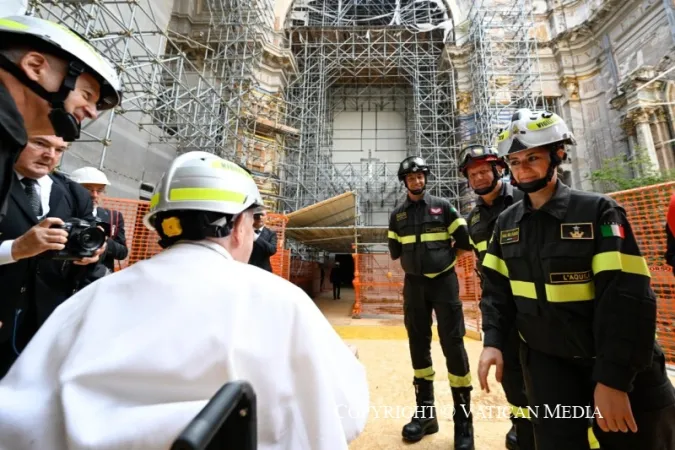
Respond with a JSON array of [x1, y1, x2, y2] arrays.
[[316, 288, 675, 450]]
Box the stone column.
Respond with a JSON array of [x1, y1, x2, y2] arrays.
[[559, 76, 593, 190], [653, 108, 674, 170], [628, 107, 661, 173]]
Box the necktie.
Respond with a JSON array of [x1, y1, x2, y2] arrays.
[[255, 229, 261, 235], [22, 178, 42, 217]]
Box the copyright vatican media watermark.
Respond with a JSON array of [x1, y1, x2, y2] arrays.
[[337, 405, 603, 421]]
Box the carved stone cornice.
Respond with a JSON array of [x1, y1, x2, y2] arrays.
[[457, 92, 472, 115], [620, 118, 637, 137], [626, 107, 655, 125]]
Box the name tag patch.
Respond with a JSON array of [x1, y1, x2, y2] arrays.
[[560, 223, 594, 240], [550, 270, 592, 284], [396, 212, 407, 221], [430, 207, 442, 215], [500, 228, 520, 245]]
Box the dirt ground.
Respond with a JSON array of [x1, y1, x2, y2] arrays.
[[315, 288, 675, 450]]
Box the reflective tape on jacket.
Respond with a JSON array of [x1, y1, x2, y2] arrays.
[[424, 261, 456, 279], [591, 251, 651, 277], [448, 217, 467, 235], [387, 230, 416, 244]]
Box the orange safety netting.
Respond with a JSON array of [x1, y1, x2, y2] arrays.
[[350, 251, 481, 330], [608, 181, 675, 365]]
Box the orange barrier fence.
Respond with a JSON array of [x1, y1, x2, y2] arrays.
[[289, 258, 321, 297], [608, 182, 675, 365], [351, 251, 481, 330]]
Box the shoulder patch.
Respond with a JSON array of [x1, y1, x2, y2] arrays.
[[500, 228, 520, 245], [430, 207, 443, 215], [560, 223, 594, 240], [600, 222, 625, 239]]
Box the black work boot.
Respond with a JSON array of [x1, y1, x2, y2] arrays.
[[451, 387, 475, 450], [401, 378, 439, 442], [505, 418, 519, 449]]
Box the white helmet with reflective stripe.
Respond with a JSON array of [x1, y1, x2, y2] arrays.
[[143, 151, 264, 233], [497, 109, 576, 158], [0, 15, 122, 111], [70, 167, 110, 185]]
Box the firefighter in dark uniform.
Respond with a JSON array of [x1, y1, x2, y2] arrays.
[[477, 108, 675, 450], [459, 144, 533, 450], [388, 156, 475, 450]]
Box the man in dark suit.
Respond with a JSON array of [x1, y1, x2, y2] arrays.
[[248, 207, 277, 272], [0, 136, 105, 378], [70, 167, 128, 274]]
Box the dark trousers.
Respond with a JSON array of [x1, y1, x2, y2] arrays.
[[403, 271, 471, 387], [520, 343, 675, 450], [332, 283, 340, 299], [503, 326, 536, 449]]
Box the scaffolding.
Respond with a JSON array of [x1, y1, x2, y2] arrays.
[[467, 0, 543, 147], [282, 0, 464, 219], [28, 0, 294, 211]]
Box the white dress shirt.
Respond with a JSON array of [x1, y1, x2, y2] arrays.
[[0, 172, 53, 265]]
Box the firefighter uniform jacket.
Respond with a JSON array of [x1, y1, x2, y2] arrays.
[[480, 181, 656, 393], [388, 192, 472, 277], [467, 182, 524, 273]]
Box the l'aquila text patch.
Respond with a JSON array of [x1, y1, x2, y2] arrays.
[[500, 228, 520, 245], [550, 270, 592, 284], [560, 223, 594, 240]]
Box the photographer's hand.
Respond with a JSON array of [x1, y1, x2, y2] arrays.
[[11, 218, 69, 261], [73, 240, 107, 266]]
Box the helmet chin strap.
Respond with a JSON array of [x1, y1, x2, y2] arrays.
[[473, 164, 500, 196], [510, 149, 560, 194], [0, 55, 84, 142], [404, 174, 427, 196]]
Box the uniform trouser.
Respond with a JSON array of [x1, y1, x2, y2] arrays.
[[502, 326, 536, 448], [520, 343, 675, 450], [403, 271, 471, 388]]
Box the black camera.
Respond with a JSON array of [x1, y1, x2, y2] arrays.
[[49, 218, 110, 260]]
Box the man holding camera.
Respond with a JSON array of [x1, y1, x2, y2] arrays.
[[0, 15, 122, 227], [0, 135, 105, 378], [70, 166, 128, 274]]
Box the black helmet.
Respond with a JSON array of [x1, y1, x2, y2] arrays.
[[458, 144, 506, 178], [398, 156, 430, 181]]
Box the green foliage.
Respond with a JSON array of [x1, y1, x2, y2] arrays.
[[588, 146, 675, 192]]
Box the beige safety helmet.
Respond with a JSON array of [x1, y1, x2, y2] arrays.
[[143, 151, 264, 234], [70, 167, 110, 185]]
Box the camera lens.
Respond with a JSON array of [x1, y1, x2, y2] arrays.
[[78, 227, 106, 251]]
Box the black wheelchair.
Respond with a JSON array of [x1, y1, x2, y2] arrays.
[[170, 380, 257, 450]]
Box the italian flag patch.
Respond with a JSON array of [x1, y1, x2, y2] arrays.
[[600, 223, 625, 238]]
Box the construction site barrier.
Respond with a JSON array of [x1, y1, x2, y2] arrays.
[[351, 251, 481, 331], [607, 182, 675, 365]]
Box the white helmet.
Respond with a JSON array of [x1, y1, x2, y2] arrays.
[[70, 167, 110, 185], [0, 15, 121, 110], [496, 109, 576, 158], [143, 151, 264, 237]]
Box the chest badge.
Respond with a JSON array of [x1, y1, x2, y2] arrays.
[[430, 207, 442, 215], [500, 228, 520, 245], [470, 214, 480, 226], [396, 211, 407, 221], [560, 223, 594, 240]]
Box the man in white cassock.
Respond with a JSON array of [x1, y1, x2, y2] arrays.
[[0, 151, 370, 450]]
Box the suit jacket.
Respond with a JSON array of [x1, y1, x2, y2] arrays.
[[95, 207, 128, 272], [0, 171, 97, 375], [248, 227, 277, 272]]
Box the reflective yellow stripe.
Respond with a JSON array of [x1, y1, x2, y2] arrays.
[[483, 253, 509, 278], [150, 193, 159, 208], [169, 187, 246, 204], [414, 367, 435, 381], [510, 404, 531, 419], [545, 282, 595, 302], [511, 280, 537, 299], [424, 261, 456, 278], [387, 231, 416, 244], [448, 372, 472, 388], [474, 240, 487, 252], [588, 426, 600, 449], [448, 217, 467, 235], [518, 331, 527, 342], [0, 18, 30, 30], [421, 232, 450, 242], [592, 251, 651, 277]]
